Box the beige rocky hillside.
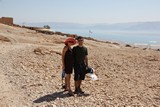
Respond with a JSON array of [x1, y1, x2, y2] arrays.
[[0, 23, 160, 107]]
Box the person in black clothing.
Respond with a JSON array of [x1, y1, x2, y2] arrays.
[[62, 38, 76, 96], [73, 36, 88, 94]]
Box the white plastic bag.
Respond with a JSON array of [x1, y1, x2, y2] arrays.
[[90, 74, 98, 81]]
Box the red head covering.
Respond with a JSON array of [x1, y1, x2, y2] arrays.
[[64, 38, 76, 45]]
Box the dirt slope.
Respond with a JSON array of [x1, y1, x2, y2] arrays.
[[0, 23, 160, 107]]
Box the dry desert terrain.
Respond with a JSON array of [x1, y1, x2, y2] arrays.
[[0, 23, 160, 107]]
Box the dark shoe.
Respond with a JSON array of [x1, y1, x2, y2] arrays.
[[74, 88, 84, 94], [74, 88, 79, 94], [68, 91, 74, 96], [62, 85, 68, 91], [79, 88, 84, 94]]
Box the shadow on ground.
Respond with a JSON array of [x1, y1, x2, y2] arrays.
[[33, 91, 90, 103]]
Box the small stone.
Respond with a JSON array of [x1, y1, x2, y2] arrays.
[[45, 105, 53, 107], [56, 97, 60, 100], [52, 104, 57, 107]]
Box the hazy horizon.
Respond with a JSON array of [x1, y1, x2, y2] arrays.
[[18, 20, 160, 25]]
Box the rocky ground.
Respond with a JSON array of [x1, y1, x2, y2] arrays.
[[0, 23, 160, 107]]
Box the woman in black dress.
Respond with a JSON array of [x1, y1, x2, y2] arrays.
[[62, 38, 76, 95]]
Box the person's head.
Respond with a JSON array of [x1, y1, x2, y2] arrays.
[[64, 38, 76, 46], [77, 36, 84, 46], [65, 41, 74, 46]]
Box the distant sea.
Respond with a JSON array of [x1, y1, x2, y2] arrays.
[[53, 28, 160, 49]]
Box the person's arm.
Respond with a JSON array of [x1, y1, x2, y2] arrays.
[[62, 46, 68, 70], [84, 47, 88, 67], [85, 55, 88, 67]]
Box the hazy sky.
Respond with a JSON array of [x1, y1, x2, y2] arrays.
[[0, 0, 160, 24]]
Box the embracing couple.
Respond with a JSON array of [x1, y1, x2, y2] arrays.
[[62, 36, 88, 96]]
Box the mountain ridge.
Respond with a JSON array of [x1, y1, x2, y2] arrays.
[[21, 21, 160, 31]]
